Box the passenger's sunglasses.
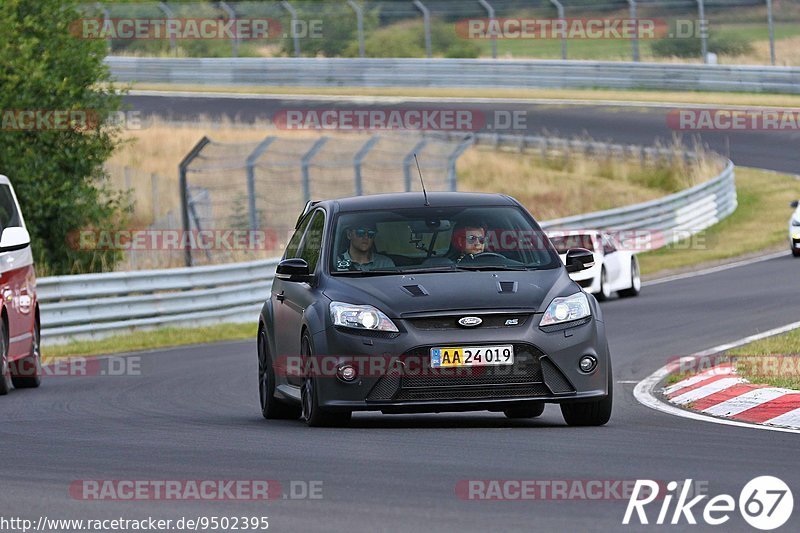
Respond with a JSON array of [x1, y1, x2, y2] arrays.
[[353, 228, 377, 238], [465, 235, 486, 244]]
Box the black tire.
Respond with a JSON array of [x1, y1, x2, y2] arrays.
[[10, 318, 41, 388], [561, 363, 613, 427], [300, 333, 351, 427], [503, 402, 545, 419], [617, 258, 641, 298], [595, 267, 611, 301], [0, 320, 12, 395], [258, 326, 301, 420], [792, 248, 800, 257]]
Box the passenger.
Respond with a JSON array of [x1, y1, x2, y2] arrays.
[[336, 222, 396, 271]]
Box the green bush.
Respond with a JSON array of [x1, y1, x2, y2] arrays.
[[651, 33, 754, 58], [0, 0, 127, 274], [355, 20, 479, 58]]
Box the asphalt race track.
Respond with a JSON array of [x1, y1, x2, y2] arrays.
[[125, 93, 800, 174], [0, 95, 798, 531]]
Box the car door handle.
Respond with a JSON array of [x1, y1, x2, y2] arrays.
[[276, 292, 285, 302]]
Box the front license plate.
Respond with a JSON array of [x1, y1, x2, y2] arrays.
[[430, 345, 514, 368]]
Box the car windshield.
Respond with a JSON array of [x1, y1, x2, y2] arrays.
[[549, 234, 595, 254], [330, 205, 559, 274]]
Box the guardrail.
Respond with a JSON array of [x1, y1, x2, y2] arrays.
[[38, 136, 736, 344], [106, 56, 800, 94]]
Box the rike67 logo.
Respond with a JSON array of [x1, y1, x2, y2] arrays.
[[623, 477, 793, 530]]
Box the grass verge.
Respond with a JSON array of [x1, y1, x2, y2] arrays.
[[130, 83, 800, 109], [726, 329, 800, 390], [638, 167, 798, 277], [42, 323, 256, 359]]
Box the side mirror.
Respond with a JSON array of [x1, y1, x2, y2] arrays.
[[276, 258, 311, 282], [0, 227, 31, 253], [791, 200, 799, 208], [565, 248, 595, 273]]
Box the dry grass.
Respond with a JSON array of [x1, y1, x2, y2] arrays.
[[722, 35, 800, 66]]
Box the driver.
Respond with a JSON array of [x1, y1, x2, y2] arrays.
[[452, 223, 488, 264], [337, 222, 395, 271]]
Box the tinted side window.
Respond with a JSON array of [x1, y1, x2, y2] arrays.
[[284, 214, 312, 259], [298, 211, 325, 272], [0, 185, 21, 231], [602, 236, 617, 254]]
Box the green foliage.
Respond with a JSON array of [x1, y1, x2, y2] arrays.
[[651, 32, 754, 58], [356, 21, 479, 58], [0, 0, 127, 274], [281, 3, 379, 58]]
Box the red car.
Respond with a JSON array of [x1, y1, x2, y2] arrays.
[[0, 175, 40, 395]]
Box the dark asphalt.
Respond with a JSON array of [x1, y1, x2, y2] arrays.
[[0, 95, 798, 532], [125, 94, 800, 174]]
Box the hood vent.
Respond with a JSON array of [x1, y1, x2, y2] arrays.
[[402, 284, 429, 297], [498, 281, 518, 294]]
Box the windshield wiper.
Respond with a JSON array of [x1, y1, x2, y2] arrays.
[[454, 265, 530, 271], [397, 265, 458, 274], [330, 269, 400, 276]]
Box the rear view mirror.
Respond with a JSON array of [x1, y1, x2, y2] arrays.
[[276, 258, 312, 282], [565, 248, 595, 273], [791, 200, 799, 208], [0, 227, 31, 252]]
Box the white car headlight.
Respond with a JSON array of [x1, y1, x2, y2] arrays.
[[792, 218, 800, 227], [330, 301, 399, 332], [540, 292, 591, 326]]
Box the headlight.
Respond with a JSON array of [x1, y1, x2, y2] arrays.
[[792, 218, 800, 227], [330, 301, 399, 332], [793, 231, 800, 240], [540, 292, 591, 326]]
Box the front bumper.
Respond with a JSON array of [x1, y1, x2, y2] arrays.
[[309, 313, 609, 412]]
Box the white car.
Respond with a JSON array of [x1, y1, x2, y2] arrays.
[[790, 200, 800, 257], [549, 231, 641, 300]]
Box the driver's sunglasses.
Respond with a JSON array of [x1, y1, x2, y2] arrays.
[[465, 235, 486, 244], [354, 228, 377, 238]]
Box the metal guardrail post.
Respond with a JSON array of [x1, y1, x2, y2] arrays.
[[157, 2, 177, 53], [697, 0, 708, 63], [301, 137, 329, 203], [628, 0, 639, 62], [353, 135, 379, 196], [281, 1, 302, 58], [549, 0, 567, 60], [347, 0, 366, 58], [218, 1, 239, 58], [178, 136, 210, 267], [403, 139, 428, 192], [413, 0, 432, 58], [478, 0, 497, 59], [446, 136, 474, 192], [767, 0, 775, 65], [245, 136, 277, 231]]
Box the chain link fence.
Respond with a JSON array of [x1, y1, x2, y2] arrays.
[[177, 132, 472, 266], [80, 1, 800, 64]]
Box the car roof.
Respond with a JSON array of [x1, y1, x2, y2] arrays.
[[320, 192, 517, 212]]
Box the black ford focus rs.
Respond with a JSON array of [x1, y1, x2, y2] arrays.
[[258, 192, 612, 427]]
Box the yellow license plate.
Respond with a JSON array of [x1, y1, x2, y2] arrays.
[[430, 345, 514, 368]]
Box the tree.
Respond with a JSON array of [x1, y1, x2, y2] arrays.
[[0, 0, 127, 274]]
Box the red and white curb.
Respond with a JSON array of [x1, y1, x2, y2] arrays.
[[634, 320, 800, 434], [662, 364, 800, 429]]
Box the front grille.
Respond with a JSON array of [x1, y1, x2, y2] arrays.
[[395, 384, 551, 401], [540, 357, 576, 394], [366, 343, 554, 402], [406, 314, 531, 331]]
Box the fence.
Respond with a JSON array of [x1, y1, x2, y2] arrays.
[[106, 56, 800, 94], [40, 133, 736, 343], [83, 1, 799, 65], [177, 133, 473, 266]]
